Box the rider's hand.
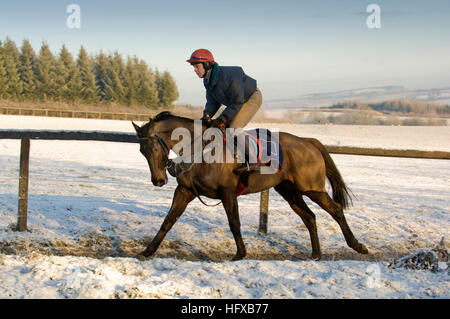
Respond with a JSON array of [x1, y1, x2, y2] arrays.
[[201, 114, 212, 127], [210, 118, 227, 137], [210, 118, 227, 128]]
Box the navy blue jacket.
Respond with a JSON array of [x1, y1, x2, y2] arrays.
[[203, 63, 257, 125]]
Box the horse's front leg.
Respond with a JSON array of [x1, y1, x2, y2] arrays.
[[137, 185, 195, 259], [220, 187, 246, 261]]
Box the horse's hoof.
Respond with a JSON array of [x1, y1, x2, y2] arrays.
[[311, 253, 321, 261], [231, 254, 245, 261], [358, 244, 369, 254], [135, 253, 151, 261]]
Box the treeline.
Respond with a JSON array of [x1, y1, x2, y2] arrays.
[[298, 111, 447, 126], [329, 100, 450, 116], [0, 38, 178, 108]]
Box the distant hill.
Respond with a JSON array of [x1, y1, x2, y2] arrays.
[[328, 100, 450, 116], [264, 86, 450, 110]]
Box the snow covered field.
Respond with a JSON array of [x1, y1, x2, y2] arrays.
[[0, 115, 449, 298]]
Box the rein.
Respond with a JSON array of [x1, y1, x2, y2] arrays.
[[139, 134, 222, 207], [189, 175, 222, 207]]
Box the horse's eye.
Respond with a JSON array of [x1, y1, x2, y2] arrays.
[[140, 142, 152, 156]]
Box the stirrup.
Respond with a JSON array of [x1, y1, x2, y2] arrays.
[[233, 162, 260, 175]]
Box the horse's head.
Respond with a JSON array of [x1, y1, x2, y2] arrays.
[[132, 119, 169, 187]]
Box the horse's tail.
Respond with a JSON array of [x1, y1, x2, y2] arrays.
[[307, 138, 353, 209]]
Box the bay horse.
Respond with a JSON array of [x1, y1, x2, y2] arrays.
[[132, 111, 368, 260]]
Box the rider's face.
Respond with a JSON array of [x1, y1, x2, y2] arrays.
[[192, 63, 206, 78]]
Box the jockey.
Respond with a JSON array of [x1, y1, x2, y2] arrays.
[[187, 49, 263, 172]]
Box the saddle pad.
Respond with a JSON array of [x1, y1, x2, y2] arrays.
[[240, 128, 283, 172]]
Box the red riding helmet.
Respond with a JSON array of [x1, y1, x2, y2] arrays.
[[186, 49, 215, 64]]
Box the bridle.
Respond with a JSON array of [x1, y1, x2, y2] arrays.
[[139, 134, 171, 169], [139, 134, 221, 207]]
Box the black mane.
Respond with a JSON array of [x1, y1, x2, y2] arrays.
[[139, 111, 194, 135], [154, 111, 190, 123]]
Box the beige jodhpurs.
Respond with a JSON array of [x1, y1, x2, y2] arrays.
[[228, 88, 262, 164], [229, 88, 262, 129]]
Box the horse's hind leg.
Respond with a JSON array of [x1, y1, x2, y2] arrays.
[[220, 187, 246, 261], [305, 191, 368, 254], [274, 181, 321, 259]]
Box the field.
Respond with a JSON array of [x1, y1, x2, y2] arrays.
[[0, 115, 449, 298]]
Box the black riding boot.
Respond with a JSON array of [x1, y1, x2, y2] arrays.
[[232, 133, 260, 174]]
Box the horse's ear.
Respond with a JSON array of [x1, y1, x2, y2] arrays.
[[148, 117, 154, 124], [131, 121, 140, 133]]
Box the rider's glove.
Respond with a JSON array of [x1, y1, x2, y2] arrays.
[[210, 118, 228, 139], [201, 114, 212, 127], [210, 118, 224, 128]]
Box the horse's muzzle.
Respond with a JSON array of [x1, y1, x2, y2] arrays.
[[153, 179, 167, 187]]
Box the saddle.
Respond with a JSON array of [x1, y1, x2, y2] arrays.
[[234, 128, 283, 172], [234, 128, 284, 196]]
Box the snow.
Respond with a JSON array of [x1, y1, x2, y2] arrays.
[[0, 115, 449, 299], [0, 253, 448, 299]]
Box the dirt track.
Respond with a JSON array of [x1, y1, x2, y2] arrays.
[[0, 229, 438, 263]]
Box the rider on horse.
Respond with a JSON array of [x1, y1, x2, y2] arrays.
[[187, 49, 263, 173]]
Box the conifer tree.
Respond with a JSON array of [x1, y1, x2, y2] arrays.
[[3, 38, 20, 65], [0, 40, 7, 100], [123, 56, 140, 106], [104, 52, 125, 104], [2, 38, 22, 99], [19, 39, 38, 100], [57, 44, 75, 102], [4, 56, 22, 100], [36, 42, 57, 102], [54, 58, 67, 103], [135, 59, 159, 109], [156, 70, 179, 107], [93, 51, 109, 101], [76, 46, 98, 103], [68, 67, 83, 103]]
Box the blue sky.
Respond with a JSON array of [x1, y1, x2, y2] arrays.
[[1, 0, 450, 105]]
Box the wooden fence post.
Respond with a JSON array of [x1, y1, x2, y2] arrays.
[[17, 138, 30, 232], [258, 189, 269, 234]]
